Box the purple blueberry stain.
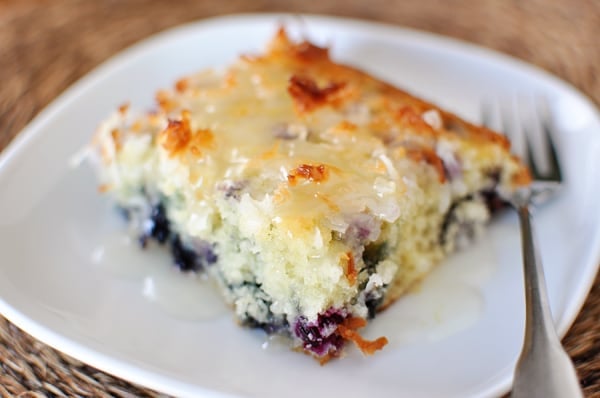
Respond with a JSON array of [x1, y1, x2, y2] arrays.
[[170, 235, 200, 272], [439, 191, 504, 247], [441, 157, 463, 181], [170, 236, 217, 272], [343, 214, 381, 247], [481, 189, 508, 213], [437, 148, 463, 181], [146, 203, 170, 244], [190, 239, 218, 265], [132, 202, 217, 272], [218, 180, 247, 200], [480, 169, 508, 213], [293, 308, 348, 357]]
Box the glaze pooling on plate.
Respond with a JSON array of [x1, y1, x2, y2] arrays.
[[91, 231, 228, 321], [0, 14, 599, 398]]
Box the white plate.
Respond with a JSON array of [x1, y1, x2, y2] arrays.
[[1, 14, 600, 398]]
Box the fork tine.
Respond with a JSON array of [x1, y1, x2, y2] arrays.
[[484, 95, 562, 183], [522, 95, 547, 179], [497, 95, 528, 166], [480, 99, 492, 128], [481, 97, 501, 132], [540, 106, 562, 182], [480, 95, 562, 205], [524, 132, 542, 180], [524, 97, 562, 182]]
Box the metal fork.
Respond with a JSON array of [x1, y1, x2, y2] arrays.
[[482, 97, 583, 398]]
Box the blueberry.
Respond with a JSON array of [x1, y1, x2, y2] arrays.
[[218, 180, 247, 200], [343, 214, 380, 247], [365, 294, 384, 319], [148, 203, 170, 244], [481, 189, 508, 213], [195, 241, 218, 265], [480, 169, 509, 213], [293, 309, 347, 356], [169, 235, 218, 272], [170, 235, 202, 272]]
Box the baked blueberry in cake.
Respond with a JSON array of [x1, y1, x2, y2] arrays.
[[89, 28, 530, 361]]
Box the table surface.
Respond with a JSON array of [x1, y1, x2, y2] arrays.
[[1, 0, 599, 397]]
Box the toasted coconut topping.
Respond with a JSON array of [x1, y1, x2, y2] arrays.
[[269, 27, 330, 62], [406, 147, 447, 183], [291, 40, 330, 62], [161, 118, 192, 156], [287, 163, 330, 185], [156, 90, 177, 112], [118, 102, 130, 115], [189, 128, 215, 156], [110, 129, 123, 152], [342, 252, 358, 286], [160, 110, 215, 158], [337, 317, 388, 355], [175, 78, 189, 93], [288, 75, 347, 113]]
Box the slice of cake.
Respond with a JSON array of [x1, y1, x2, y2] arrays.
[[89, 28, 530, 361]]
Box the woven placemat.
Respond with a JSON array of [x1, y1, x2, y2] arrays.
[[1, 1, 599, 396]]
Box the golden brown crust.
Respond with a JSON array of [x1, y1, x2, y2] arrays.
[[287, 163, 330, 185], [160, 118, 192, 156], [159, 110, 215, 158], [406, 146, 447, 183], [287, 74, 347, 113], [268, 29, 529, 185], [147, 27, 529, 188]]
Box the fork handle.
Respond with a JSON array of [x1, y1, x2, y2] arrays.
[[511, 203, 583, 398]]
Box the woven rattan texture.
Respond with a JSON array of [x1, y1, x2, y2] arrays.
[[0, 0, 599, 396]]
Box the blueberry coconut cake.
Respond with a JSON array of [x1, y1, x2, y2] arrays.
[[90, 29, 530, 362]]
